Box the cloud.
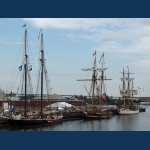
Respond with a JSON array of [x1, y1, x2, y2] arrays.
[[23, 18, 150, 29], [0, 37, 34, 45]]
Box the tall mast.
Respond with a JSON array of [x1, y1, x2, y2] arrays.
[[123, 68, 125, 91], [127, 67, 134, 105], [127, 67, 130, 99], [91, 52, 96, 112], [131, 80, 134, 104], [40, 32, 44, 119], [123, 68, 125, 107], [99, 53, 104, 107], [24, 29, 27, 117]]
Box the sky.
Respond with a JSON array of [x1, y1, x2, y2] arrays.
[[0, 18, 150, 97]]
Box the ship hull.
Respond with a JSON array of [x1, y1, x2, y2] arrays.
[[7, 118, 62, 127], [118, 108, 139, 115], [83, 111, 112, 119]]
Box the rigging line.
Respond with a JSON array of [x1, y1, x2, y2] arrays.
[[27, 38, 36, 94], [34, 57, 40, 95], [35, 60, 41, 95], [43, 39, 51, 84], [6, 36, 24, 92], [8, 47, 23, 93], [44, 65, 50, 97], [9, 70, 20, 93], [45, 66, 50, 91], [18, 69, 24, 95], [28, 51, 40, 57], [21, 69, 25, 95], [28, 32, 40, 52], [27, 69, 34, 94], [38, 28, 42, 39]]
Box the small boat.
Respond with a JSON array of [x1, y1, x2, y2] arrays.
[[138, 105, 146, 112], [118, 108, 139, 115]]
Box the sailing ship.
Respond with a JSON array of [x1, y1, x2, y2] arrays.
[[118, 67, 139, 115], [77, 51, 112, 119], [8, 27, 63, 126]]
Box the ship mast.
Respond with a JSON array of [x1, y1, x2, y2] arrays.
[[120, 67, 136, 107], [24, 29, 27, 117], [120, 68, 127, 107], [122, 68, 125, 107], [91, 52, 96, 112], [99, 53, 104, 107], [40, 31, 44, 119], [126, 67, 133, 106]]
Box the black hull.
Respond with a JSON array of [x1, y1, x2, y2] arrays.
[[139, 108, 146, 112], [7, 118, 62, 127], [110, 109, 119, 115], [62, 112, 86, 120], [0, 119, 9, 127]]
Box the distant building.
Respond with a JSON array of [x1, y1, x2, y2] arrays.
[[0, 88, 5, 100], [0, 93, 86, 109], [140, 97, 150, 102]]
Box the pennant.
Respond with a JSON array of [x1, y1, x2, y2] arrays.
[[29, 65, 32, 71], [99, 53, 104, 63], [38, 28, 42, 39], [22, 24, 26, 28], [93, 51, 96, 56], [29, 68, 32, 71], [18, 65, 22, 71]]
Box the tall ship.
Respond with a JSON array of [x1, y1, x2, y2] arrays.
[[7, 26, 63, 127], [118, 67, 139, 115], [77, 51, 112, 119]]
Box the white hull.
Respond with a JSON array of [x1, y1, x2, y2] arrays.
[[118, 108, 139, 115]]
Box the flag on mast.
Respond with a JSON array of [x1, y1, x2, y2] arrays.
[[18, 65, 22, 71], [101, 93, 106, 100]]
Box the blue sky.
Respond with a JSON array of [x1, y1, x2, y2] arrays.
[[0, 18, 150, 97]]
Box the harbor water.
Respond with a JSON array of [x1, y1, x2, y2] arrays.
[[1, 106, 150, 131]]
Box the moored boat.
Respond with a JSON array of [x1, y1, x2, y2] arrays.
[[77, 52, 112, 119], [138, 105, 146, 112], [7, 27, 63, 127], [118, 108, 139, 115], [118, 67, 139, 115]]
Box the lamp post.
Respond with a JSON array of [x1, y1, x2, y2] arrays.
[[137, 87, 144, 98], [50, 88, 53, 98]]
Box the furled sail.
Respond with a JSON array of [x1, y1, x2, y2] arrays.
[[81, 68, 108, 71], [125, 77, 134, 81], [120, 78, 126, 81]]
